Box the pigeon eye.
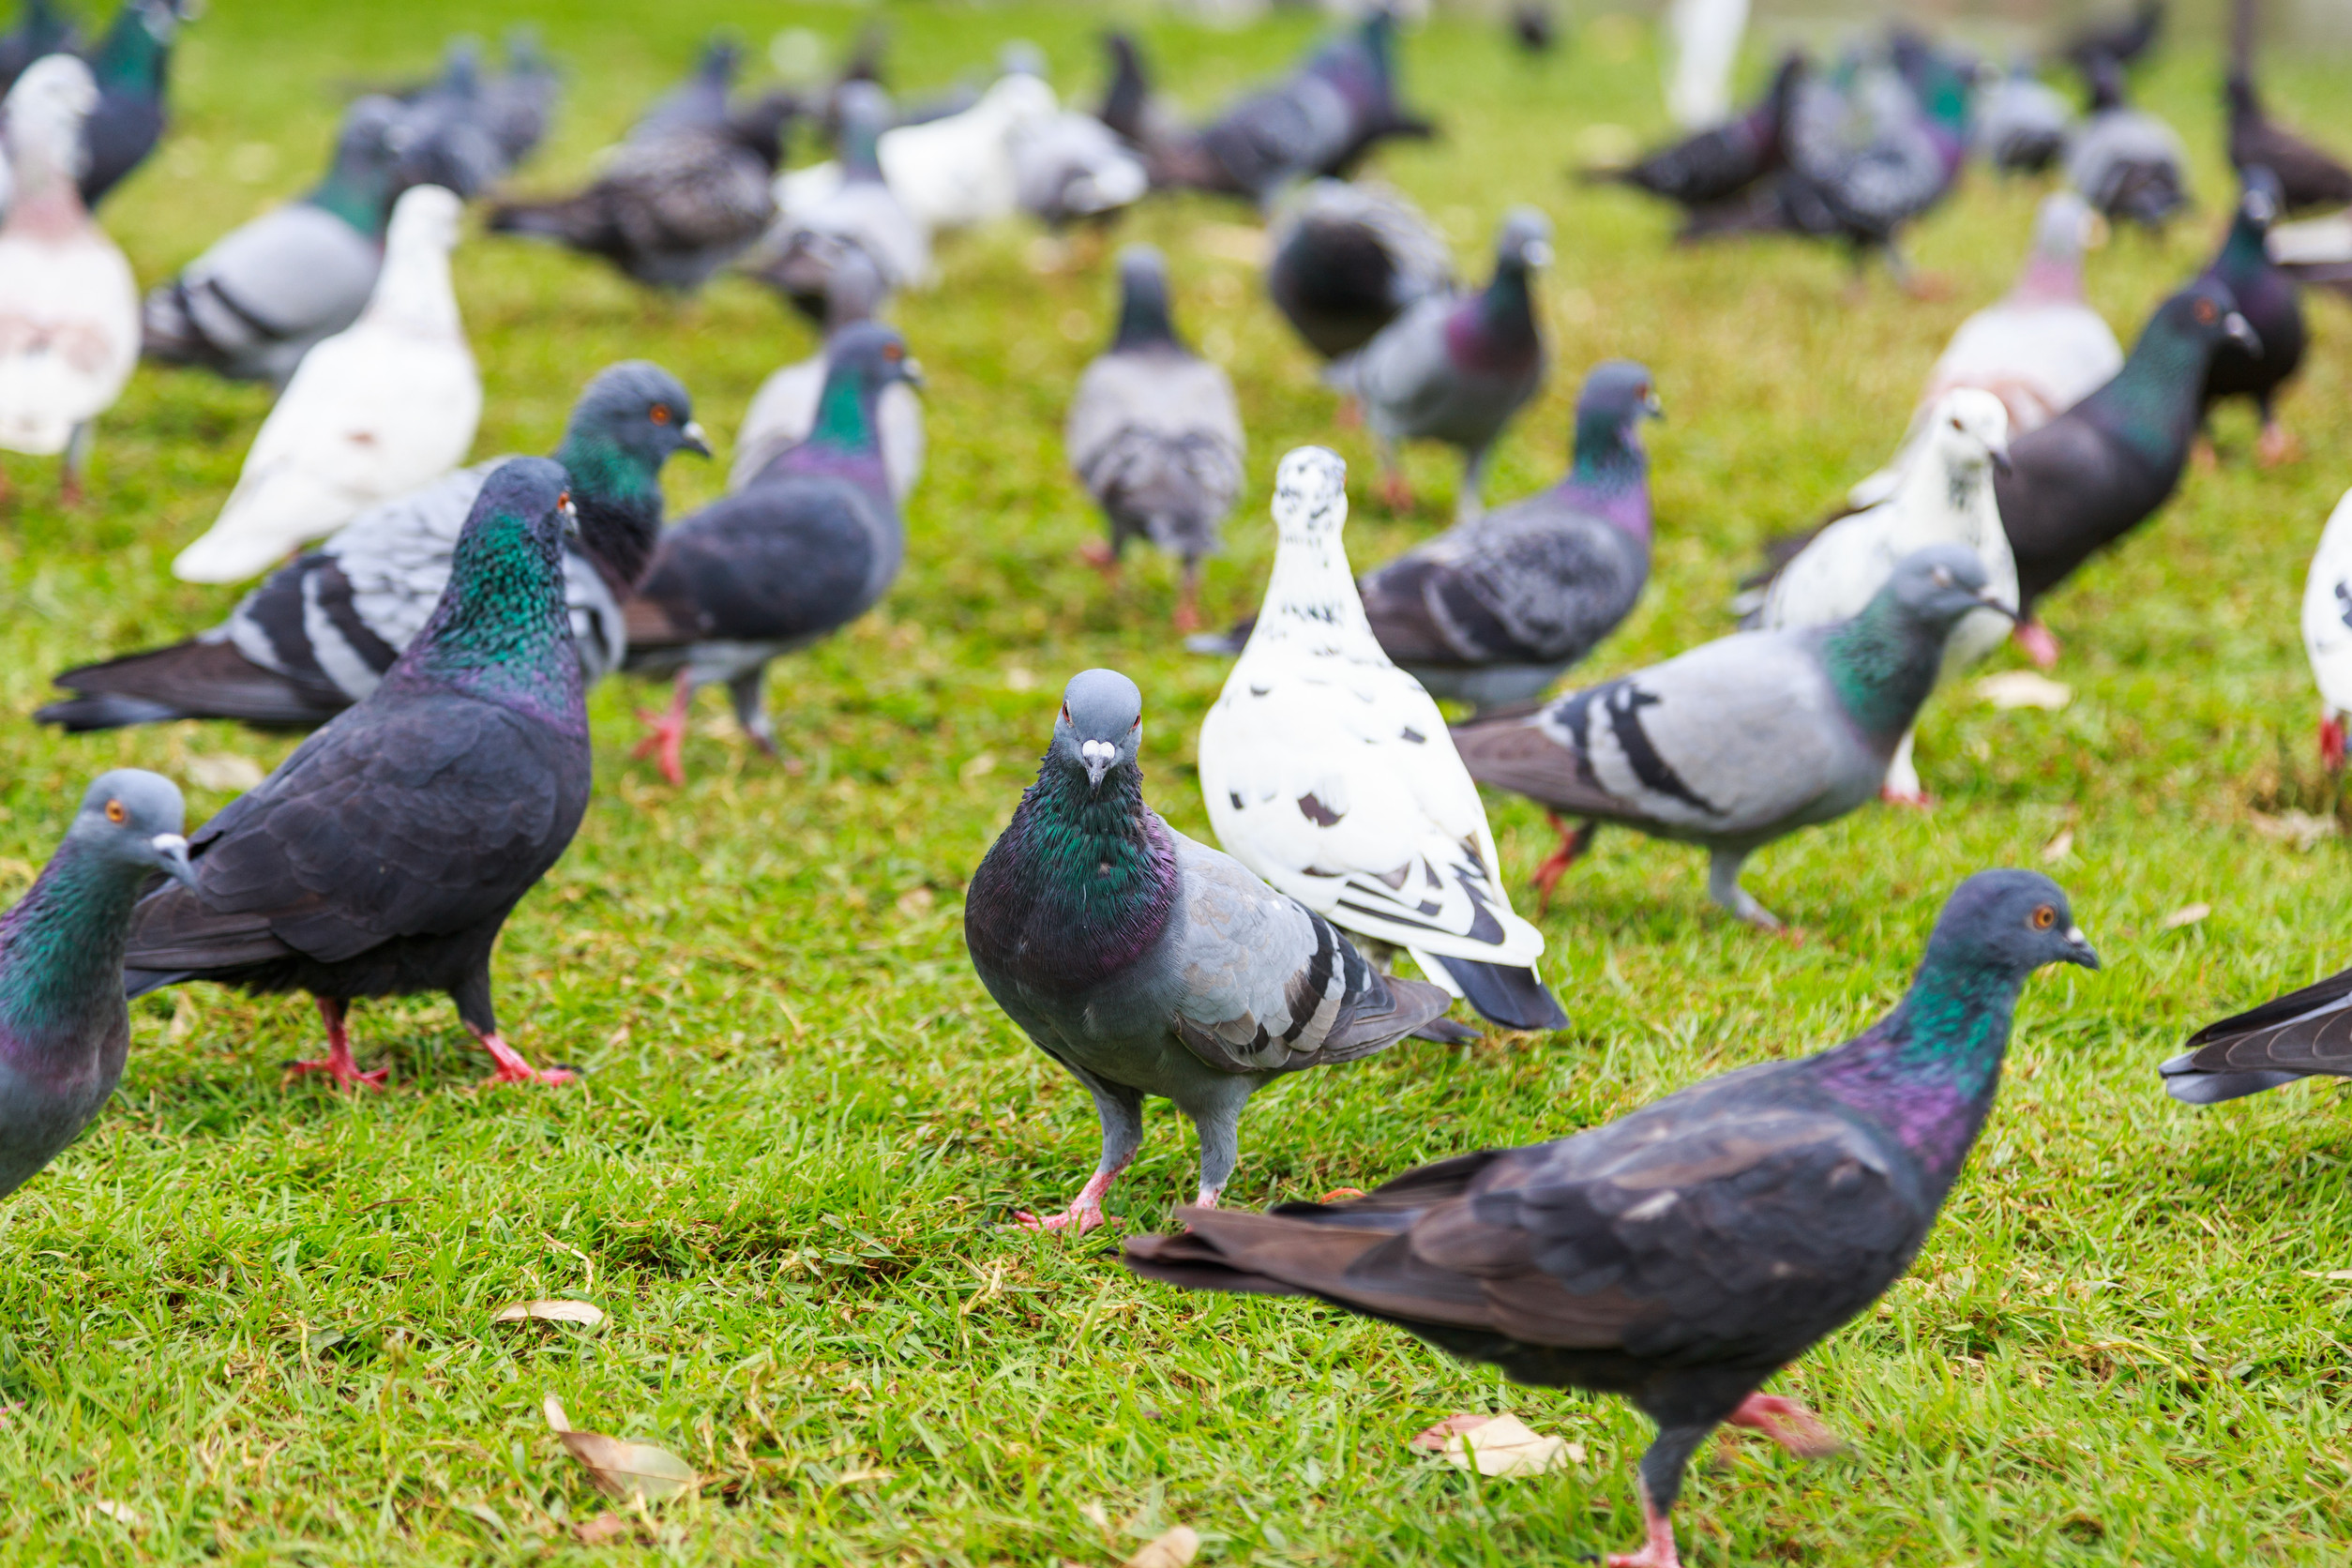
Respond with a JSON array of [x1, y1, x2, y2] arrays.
[[1949, 416, 1966, 432], [557, 490, 571, 510], [1931, 566, 1953, 587], [104, 799, 125, 823], [2194, 298, 2216, 324], [884, 342, 904, 362], [1060, 703, 1071, 725], [650, 405, 671, 425], [2031, 905, 2056, 929]]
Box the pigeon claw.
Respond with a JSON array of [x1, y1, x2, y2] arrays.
[[288, 1055, 389, 1091], [1380, 471, 1414, 516], [2013, 619, 2060, 670], [1725, 1393, 1844, 1458], [2257, 421, 2300, 468], [1014, 1205, 1106, 1233], [1878, 785, 1934, 808], [632, 675, 695, 786], [1077, 538, 1121, 581], [469, 1028, 577, 1088]]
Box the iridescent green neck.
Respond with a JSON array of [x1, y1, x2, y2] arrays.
[[309, 154, 397, 237], [0, 845, 140, 1051], [2089, 316, 2209, 467], [807, 371, 879, 454], [1819, 596, 1941, 741], [1814, 959, 2018, 1182], [554, 429, 660, 510], [89, 4, 164, 93], [971, 759, 1178, 993], [391, 511, 585, 733]]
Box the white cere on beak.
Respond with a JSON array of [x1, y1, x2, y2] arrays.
[[1079, 740, 1117, 767], [151, 833, 187, 854], [2065, 926, 2087, 945]]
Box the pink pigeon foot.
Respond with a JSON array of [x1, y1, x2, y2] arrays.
[[289, 998, 388, 1090], [1604, 1492, 1683, 1568], [2323, 715, 2345, 772], [467, 1025, 575, 1087], [1725, 1393, 1844, 1458], [1016, 1166, 1122, 1233], [1531, 814, 1598, 912], [1380, 469, 1413, 515], [1078, 538, 1121, 580], [1878, 785, 1935, 808], [2257, 421, 2300, 468], [2013, 619, 2060, 670], [631, 674, 693, 786]]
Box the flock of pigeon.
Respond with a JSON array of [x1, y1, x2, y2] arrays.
[[0, 2, 2345, 1562]]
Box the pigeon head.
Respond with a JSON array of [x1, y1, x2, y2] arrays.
[[564, 361, 709, 477], [1052, 669, 1144, 792], [1881, 543, 2014, 631], [67, 770, 194, 893], [726, 90, 798, 170], [1110, 245, 1180, 352], [1491, 206, 1554, 276], [2161, 278, 2261, 359], [1917, 389, 2013, 479], [2028, 191, 2099, 268], [1564, 361, 1660, 529], [384, 183, 464, 257], [4, 55, 98, 177], [1271, 445, 1349, 546], [1922, 869, 2100, 978], [319, 96, 410, 234], [1574, 360, 1662, 442], [796, 322, 922, 462], [2234, 165, 2282, 233], [836, 83, 892, 179], [818, 246, 888, 332]]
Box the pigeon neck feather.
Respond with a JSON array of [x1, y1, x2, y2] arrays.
[[1560, 414, 1651, 539], [310, 145, 400, 239], [553, 431, 665, 594], [971, 760, 1177, 993], [88, 3, 166, 95], [2082, 309, 2211, 468], [0, 838, 139, 1065], [1892, 431, 1997, 540], [1818, 594, 1946, 743], [4, 91, 87, 219], [1246, 525, 1392, 669], [1454, 257, 1539, 369], [361, 223, 464, 340], [1813, 957, 2021, 1184], [387, 506, 585, 733]]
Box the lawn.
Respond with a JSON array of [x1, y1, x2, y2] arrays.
[[1, 0, 2350, 1561]]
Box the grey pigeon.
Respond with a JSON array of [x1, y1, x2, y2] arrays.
[[965, 668, 1452, 1232], [76, 0, 188, 209], [1580, 53, 1804, 216], [1995, 279, 2259, 666], [40, 363, 707, 733], [0, 771, 193, 1200], [2200, 167, 2305, 467], [1127, 869, 2097, 1568], [1972, 61, 2072, 174], [628, 38, 739, 144], [2065, 54, 2188, 230], [1264, 177, 1455, 362], [744, 83, 928, 324], [1450, 545, 2012, 928], [2164, 947, 2352, 1104], [731, 249, 922, 504], [1357, 360, 1661, 711], [388, 38, 505, 200], [2226, 69, 2352, 215], [1067, 246, 1244, 633], [2066, 0, 2164, 75], [1339, 206, 1551, 523], [119, 460, 590, 1092], [487, 88, 792, 291], [140, 96, 408, 386], [1011, 107, 1146, 226], [622, 323, 919, 785]]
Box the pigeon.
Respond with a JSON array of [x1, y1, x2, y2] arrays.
[[1011, 105, 1147, 227], [486, 89, 792, 292], [173, 185, 478, 584], [75, 0, 185, 209], [40, 363, 707, 732], [0, 56, 138, 503], [2066, 54, 2188, 231], [140, 96, 409, 387], [1264, 178, 1455, 362], [1066, 246, 1244, 633], [1581, 53, 1803, 217], [1509, 2, 1556, 56], [0, 771, 194, 1201], [2302, 486, 2352, 768], [474, 29, 560, 173], [384, 39, 505, 201], [869, 69, 1058, 234], [628, 38, 739, 144], [1351, 360, 1662, 711], [1126, 869, 2098, 1568], [1337, 206, 1550, 522], [2272, 211, 2352, 298], [2066, 0, 2164, 76], [120, 460, 590, 1093], [1845, 193, 2120, 510], [1972, 61, 2073, 174], [1096, 31, 1182, 158], [2163, 870, 2352, 1100], [1994, 280, 2260, 666], [731, 249, 922, 504], [1199, 445, 1566, 1035], [1758, 392, 2016, 805], [622, 322, 920, 785], [1664, 0, 1750, 130], [0, 0, 75, 98], [1142, 10, 1436, 204], [747, 83, 928, 325], [2225, 69, 2352, 215], [965, 665, 1453, 1233], [1452, 545, 2012, 927], [2199, 167, 2306, 467]]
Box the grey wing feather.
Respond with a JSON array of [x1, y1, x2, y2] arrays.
[[1343, 295, 1455, 432], [1068, 350, 1244, 559], [1167, 836, 1449, 1076], [322, 462, 500, 651], [1379, 502, 1646, 665], [145, 204, 383, 382]]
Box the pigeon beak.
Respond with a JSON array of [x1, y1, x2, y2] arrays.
[[1523, 239, 1554, 268], [1641, 390, 1665, 420], [1976, 589, 2021, 622], [1987, 438, 2013, 476], [2062, 924, 2101, 970], [898, 356, 927, 391], [2224, 311, 2262, 357], [680, 420, 713, 458], [559, 497, 580, 539], [1078, 737, 1116, 791], [150, 833, 197, 893]]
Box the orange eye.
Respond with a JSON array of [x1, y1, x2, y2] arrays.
[[104, 799, 125, 823], [2194, 298, 2216, 324], [557, 490, 571, 509], [650, 405, 671, 425], [883, 342, 904, 361], [2031, 905, 2056, 929], [1060, 703, 1072, 724]]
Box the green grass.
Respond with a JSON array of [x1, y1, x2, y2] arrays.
[[1, 1, 2349, 1561]]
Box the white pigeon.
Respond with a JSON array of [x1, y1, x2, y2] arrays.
[[776, 72, 1059, 238], [1010, 109, 1148, 225], [766, 83, 932, 300], [1666, 0, 1749, 129], [0, 56, 139, 500], [2301, 486, 2352, 770], [1198, 445, 1567, 1035], [1849, 193, 2120, 509], [1759, 390, 2016, 804], [731, 249, 923, 502], [173, 185, 480, 584]]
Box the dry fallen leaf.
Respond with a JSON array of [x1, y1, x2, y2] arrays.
[[576, 1512, 630, 1545], [2301, 1270, 2352, 1281], [492, 1299, 605, 1328], [543, 1395, 699, 1504], [1191, 222, 1267, 265], [1419, 1412, 1576, 1477], [1410, 1412, 1496, 1451], [2040, 828, 2073, 864], [2162, 903, 2212, 930], [187, 753, 266, 792], [1574, 122, 1639, 169], [2251, 809, 2339, 851], [1976, 671, 2073, 711], [1123, 1525, 1200, 1568], [93, 1499, 142, 1529]]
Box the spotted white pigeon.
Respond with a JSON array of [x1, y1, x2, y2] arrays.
[[173, 185, 480, 584], [2302, 487, 2352, 769], [1199, 446, 1567, 1035], [0, 56, 137, 498], [1758, 390, 2016, 804]]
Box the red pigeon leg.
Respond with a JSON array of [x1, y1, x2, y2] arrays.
[[2013, 619, 2060, 670], [1604, 1484, 1683, 1568], [1078, 538, 1121, 580], [631, 672, 694, 786], [466, 1023, 575, 1087], [2322, 714, 2345, 771], [1531, 815, 1598, 912], [1724, 1392, 1844, 1457], [1016, 1156, 1131, 1233], [289, 998, 388, 1090]]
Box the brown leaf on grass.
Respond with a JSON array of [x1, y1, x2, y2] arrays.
[[2161, 903, 2211, 930], [1410, 1413, 1497, 1451], [1411, 1412, 1577, 1475], [543, 1395, 699, 1503], [576, 1513, 631, 1545], [92, 1499, 142, 1530], [2251, 809, 2339, 851], [1123, 1525, 1200, 1568], [492, 1300, 605, 1328], [2040, 828, 2073, 864], [1975, 671, 2072, 711]]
